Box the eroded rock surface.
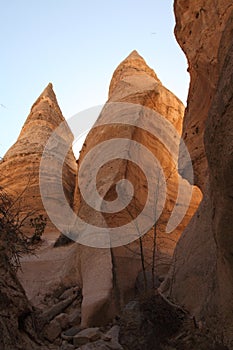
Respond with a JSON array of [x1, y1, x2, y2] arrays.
[[72, 51, 201, 327], [0, 83, 76, 235], [161, 1, 233, 347], [175, 0, 233, 189]]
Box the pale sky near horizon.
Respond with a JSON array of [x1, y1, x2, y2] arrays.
[[1, 0, 189, 157]]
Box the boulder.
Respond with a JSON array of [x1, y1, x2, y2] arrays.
[[54, 313, 70, 330], [61, 326, 81, 341], [40, 294, 77, 326], [73, 327, 101, 346], [105, 325, 120, 343], [43, 319, 61, 342], [59, 286, 81, 301], [68, 308, 81, 326]]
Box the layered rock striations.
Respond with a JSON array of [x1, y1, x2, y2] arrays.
[[174, 0, 233, 190], [72, 51, 202, 327], [0, 83, 76, 235], [109, 50, 183, 134], [161, 1, 233, 346], [0, 84, 77, 348]]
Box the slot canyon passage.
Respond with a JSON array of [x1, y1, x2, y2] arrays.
[[0, 0, 233, 349]]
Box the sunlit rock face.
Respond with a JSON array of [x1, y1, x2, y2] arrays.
[[0, 83, 76, 235], [161, 1, 233, 346], [174, 0, 233, 190], [72, 50, 201, 327]]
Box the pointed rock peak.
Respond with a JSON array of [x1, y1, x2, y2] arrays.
[[126, 50, 143, 60], [40, 82, 54, 97], [21, 82, 65, 131], [109, 50, 161, 97], [33, 82, 58, 108]]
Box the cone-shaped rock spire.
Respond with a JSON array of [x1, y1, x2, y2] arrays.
[[109, 50, 160, 98], [71, 51, 202, 327], [0, 84, 76, 236], [108, 50, 184, 133]]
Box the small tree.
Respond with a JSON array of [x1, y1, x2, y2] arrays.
[[121, 165, 177, 292], [150, 165, 180, 289], [0, 187, 47, 271], [30, 215, 47, 243], [118, 196, 149, 291]]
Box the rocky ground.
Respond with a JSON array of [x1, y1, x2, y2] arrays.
[[1, 233, 230, 350], [119, 292, 229, 350], [27, 287, 229, 350], [15, 235, 230, 350], [27, 283, 123, 350]]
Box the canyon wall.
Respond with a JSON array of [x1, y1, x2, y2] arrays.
[[175, 0, 233, 190], [161, 1, 233, 346]]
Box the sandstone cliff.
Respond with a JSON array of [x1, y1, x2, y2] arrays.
[[161, 1, 233, 347], [0, 83, 76, 236], [175, 0, 233, 190], [71, 51, 202, 327]]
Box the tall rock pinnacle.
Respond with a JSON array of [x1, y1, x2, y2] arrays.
[[108, 50, 184, 134], [0, 83, 77, 235], [71, 51, 202, 327]]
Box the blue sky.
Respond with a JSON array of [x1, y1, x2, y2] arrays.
[[0, 0, 189, 157]]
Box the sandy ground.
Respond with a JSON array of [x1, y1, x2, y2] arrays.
[[18, 232, 78, 307]]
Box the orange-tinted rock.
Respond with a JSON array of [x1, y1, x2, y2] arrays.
[[0, 83, 76, 236], [72, 51, 202, 326], [161, 2, 233, 347], [174, 0, 233, 190], [109, 50, 183, 134]]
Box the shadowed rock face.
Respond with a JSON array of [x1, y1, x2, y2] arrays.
[[72, 50, 202, 327], [0, 83, 76, 236], [0, 252, 39, 349], [174, 0, 233, 190], [161, 2, 233, 346]]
